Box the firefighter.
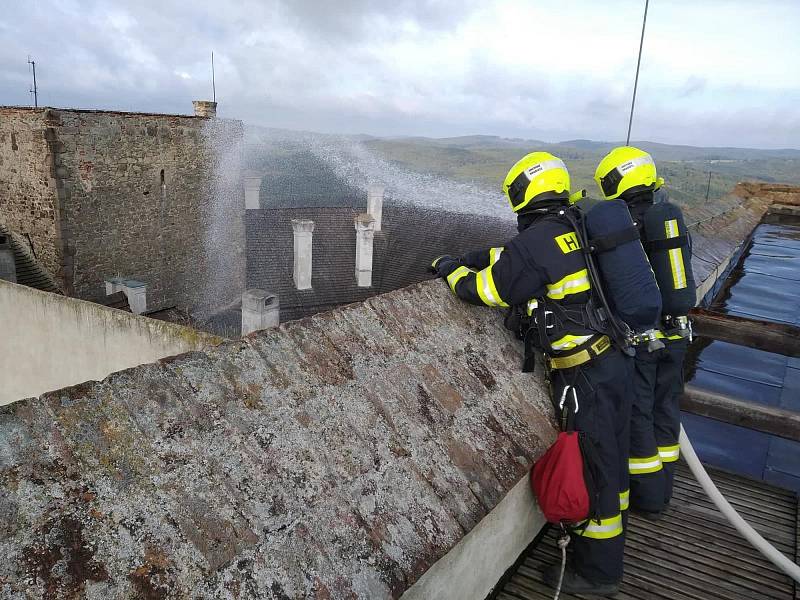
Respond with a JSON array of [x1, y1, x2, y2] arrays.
[[432, 152, 631, 596], [594, 146, 694, 518]]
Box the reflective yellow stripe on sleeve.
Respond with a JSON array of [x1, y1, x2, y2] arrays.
[[580, 514, 623, 539], [526, 299, 539, 316], [476, 264, 510, 308], [629, 455, 663, 474], [489, 247, 504, 264], [546, 268, 591, 300], [665, 219, 687, 290], [446, 266, 473, 293], [658, 444, 681, 463], [619, 489, 630, 511]]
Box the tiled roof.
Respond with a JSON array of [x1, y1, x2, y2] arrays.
[[246, 204, 517, 323], [0, 224, 62, 294], [0, 279, 556, 599]]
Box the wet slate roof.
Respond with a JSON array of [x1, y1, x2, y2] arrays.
[[246, 205, 517, 323]]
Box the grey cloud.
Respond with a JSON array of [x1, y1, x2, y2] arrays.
[[1, 0, 798, 149]]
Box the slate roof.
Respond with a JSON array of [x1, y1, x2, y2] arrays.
[[0, 224, 62, 294], [246, 205, 517, 323]]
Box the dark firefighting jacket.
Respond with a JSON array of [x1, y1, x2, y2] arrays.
[[444, 212, 606, 355]]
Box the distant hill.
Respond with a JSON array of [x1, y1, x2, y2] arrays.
[[362, 135, 800, 208]]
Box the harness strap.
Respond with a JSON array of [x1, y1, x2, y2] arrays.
[[644, 235, 687, 252], [549, 335, 611, 370], [588, 225, 641, 253]]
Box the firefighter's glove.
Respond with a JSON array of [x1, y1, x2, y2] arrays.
[[430, 255, 459, 278]]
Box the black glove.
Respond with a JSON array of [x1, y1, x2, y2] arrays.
[[430, 255, 459, 278]]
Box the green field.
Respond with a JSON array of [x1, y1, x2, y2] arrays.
[[364, 136, 800, 210]]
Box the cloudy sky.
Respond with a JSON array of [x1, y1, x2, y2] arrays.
[[2, 0, 798, 148]]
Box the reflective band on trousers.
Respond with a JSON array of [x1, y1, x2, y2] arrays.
[[550, 333, 593, 351], [658, 444, 681, 463], [476, 264, 509, 308], [629, 455, 663, 474], [619, 489, 630, 511], [579, 514, 624, 539], [546, 268, 590, 300], [446, 265, 473, 293], [665, 219, 688, 290]]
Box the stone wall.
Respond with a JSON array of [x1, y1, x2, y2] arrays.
[[0, 108, 62, 284], [0, 279, 222, 406], [0, 106, 245, 314], [52, 109, 244, 311]]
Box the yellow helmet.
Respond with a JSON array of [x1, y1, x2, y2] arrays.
[[503, 151, 570, 213], [594, 146, 657, 200]]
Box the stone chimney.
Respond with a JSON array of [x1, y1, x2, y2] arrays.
[[193, 100, 217, 118], [355, 214, 375, 288], [291, 219, 314, 290], [105, 278, 147, 314], [241, 289, 279, 335], [367, 185, 385, 231], [0, 235, 16, 283], [244, 175, 262, 210]]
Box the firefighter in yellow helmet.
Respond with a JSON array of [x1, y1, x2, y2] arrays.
[[595, 146, 695, 520], [432, 152, 632, 596]]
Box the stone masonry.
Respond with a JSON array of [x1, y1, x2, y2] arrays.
[[0, 106, 244, 312], [0, 108, 62, 281]]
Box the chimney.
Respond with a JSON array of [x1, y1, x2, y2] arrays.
[[367, 185, 384, 231], [192, 100, 217, 118], [105, 277, 147, 314], [291, 219, 314, 290], [0, 235, 16, 283], [241, 289, 279, 335], [355, 213, 375, 288], [244, 175, 262, 210]]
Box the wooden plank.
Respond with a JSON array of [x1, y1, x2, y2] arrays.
[[681, 384, 800, 443], [496, 463, 798, 600], [689, 308, 800, 357]]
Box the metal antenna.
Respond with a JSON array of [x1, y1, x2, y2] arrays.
[[705, 167, 712, 201], [28, 55, 38, 108], [626, 0, 649, 145], [211, 52, 216, 103]]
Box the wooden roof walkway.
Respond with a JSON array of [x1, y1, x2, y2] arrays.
[[494, 463, 799, 600]]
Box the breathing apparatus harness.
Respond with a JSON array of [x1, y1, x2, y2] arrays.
[[511, 201, 629, 378]]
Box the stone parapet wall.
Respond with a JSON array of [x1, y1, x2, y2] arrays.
[[0, 108, 62, 284], [0, 279, 222, 406]]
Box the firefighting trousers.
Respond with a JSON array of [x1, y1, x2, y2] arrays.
[[629, 338, 689, 513], [551, 349, 633, 584]]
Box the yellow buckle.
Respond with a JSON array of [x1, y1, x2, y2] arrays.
[[549, 335, 610, 370]]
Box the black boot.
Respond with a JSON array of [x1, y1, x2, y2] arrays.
[[631, 506, 664, 521], [543, 564, 620, 596]]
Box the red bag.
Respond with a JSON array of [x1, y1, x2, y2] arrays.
[[531, 431, 595, 525]]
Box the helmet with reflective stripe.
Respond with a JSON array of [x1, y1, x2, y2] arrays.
[[503, 152, 570, 213], [594, 146, 657, 200]]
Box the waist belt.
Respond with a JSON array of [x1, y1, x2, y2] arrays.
[[549, 335, 612, 370]]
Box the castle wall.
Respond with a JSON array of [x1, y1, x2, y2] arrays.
[[52, 109, 244, 311], [0, 108, 62, 285], [0, 278, 222, 406], [0, 106, 245, 314]]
